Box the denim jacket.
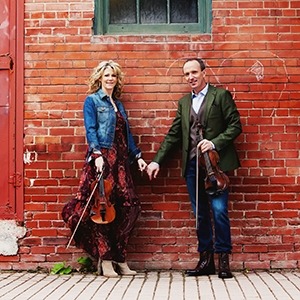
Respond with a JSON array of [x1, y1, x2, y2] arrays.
[[83, 89, 141, 163]]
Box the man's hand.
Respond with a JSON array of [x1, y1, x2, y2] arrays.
[[197, 139, 214, 153], [147, 162, 160, 180]]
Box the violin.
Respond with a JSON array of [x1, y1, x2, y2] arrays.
[[90, 173, 115, 224], [196, 125, 230, 196], [65, 172, 115, 248]]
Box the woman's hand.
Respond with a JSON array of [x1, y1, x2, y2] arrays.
[[137, 158, 147, 172], [95, 156, 104, 173]]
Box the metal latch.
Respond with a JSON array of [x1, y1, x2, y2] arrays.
[[0, 53, 14, 70]]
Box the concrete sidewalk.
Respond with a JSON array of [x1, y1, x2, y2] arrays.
[[0, 270, 300, 300]]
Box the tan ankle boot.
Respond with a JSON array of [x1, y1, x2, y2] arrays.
[[117, 262, 137, 275], [97, 258, 102, 275], [101, 260, 118, 277]]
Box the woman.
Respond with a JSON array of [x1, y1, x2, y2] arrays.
[[62, 60, 147, 277]]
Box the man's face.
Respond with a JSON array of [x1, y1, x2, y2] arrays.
[[183, 60, 206, 94]]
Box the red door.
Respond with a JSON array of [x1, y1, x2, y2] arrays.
[[0, 0, 24, 220]]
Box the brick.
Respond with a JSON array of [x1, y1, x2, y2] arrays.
[[0, 0, 293, 272]]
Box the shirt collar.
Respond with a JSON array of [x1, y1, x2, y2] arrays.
[[192, 83, 209, 98], [97, 88, 111, 100]]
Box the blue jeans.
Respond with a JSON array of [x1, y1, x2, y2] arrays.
[[185, 157, 232, 253]]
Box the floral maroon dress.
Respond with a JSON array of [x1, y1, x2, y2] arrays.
[[62, 112, 141, 263]]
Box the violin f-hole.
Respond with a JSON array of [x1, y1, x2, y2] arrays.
[[196, 124, 230, 196], [90, 175, 115, 224]]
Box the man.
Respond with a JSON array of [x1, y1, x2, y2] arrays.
[[147, 58, 242, 279]]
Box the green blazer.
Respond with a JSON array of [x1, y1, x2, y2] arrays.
[[153, 84, 242, 176]]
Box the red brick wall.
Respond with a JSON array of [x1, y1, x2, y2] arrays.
[[1, 0, 299, 271]]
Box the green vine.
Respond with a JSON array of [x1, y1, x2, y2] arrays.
[[50, 256, 94, 275], [50, 262, 72, 275]]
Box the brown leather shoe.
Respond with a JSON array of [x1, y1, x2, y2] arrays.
[[185, 251, 216, 276], [218, 253, 233, 279]]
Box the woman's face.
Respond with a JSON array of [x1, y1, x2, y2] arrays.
[[100, 67, 117, 95]]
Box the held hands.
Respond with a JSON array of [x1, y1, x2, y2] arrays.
[[146, 162, 160, 180], [95, 156, 157, 180], [137, 158, 148, 172]]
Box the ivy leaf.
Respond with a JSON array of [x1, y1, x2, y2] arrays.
[[50, 262, 65, 274], [50, 262, 72, 275], [59, 265, 72, 275], [77, 256, 94, 272]]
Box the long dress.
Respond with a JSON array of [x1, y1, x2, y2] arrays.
[[62, 111, 141, 263]]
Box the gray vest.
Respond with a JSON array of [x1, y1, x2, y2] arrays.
[[189, 99, 206, 160]]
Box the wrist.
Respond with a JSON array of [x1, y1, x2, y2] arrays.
[[135, 152, 142, 160], [150, 161, 160, 168], [91, 150, 103, 161], [93, 148, 102, 155]]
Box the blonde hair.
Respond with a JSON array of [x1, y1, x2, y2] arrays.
[[87, 60, 124, 98]]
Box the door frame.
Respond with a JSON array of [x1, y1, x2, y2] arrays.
[[15, 1, 24, 221], [4, 0, 25, 221]]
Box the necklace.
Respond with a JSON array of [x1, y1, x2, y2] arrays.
[[110, 97, 118, 112]]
